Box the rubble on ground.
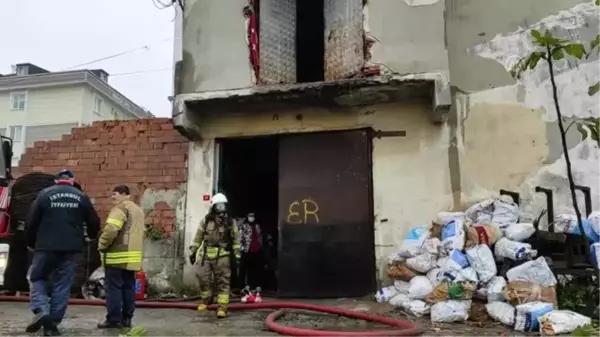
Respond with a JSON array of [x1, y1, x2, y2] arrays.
[[377, 195, 600, 335]]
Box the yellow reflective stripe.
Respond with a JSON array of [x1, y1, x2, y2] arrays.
[[106, 251, 142, 257], [106, 217, 124, 228], [200, 291, 212, 299], [217, 293, 229, 305], [105, 251, 142, 264]]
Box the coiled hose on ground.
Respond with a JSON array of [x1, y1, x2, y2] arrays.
[[0, 296, 421, 336]]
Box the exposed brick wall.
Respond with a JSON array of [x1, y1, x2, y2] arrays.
[[14, 118, 189, 236]]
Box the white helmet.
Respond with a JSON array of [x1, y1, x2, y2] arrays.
[[211, 193, 228, 205]]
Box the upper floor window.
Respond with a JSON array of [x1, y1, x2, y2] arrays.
[[94, 96, 103, 115], [10, 92, 27, 111], [8, 125, 23, 142]]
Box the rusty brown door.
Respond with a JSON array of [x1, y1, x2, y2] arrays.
[[323, 0, 364, 81], [277, 130, 374, 298]]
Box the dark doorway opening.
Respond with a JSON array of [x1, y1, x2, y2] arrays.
[[217, 136, 279, 293], [296, 0, 325, 83]]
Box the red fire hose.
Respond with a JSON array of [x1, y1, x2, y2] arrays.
[[0, 296, 421, 336]]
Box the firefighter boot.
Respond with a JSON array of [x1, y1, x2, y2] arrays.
[[216, 310, 227, 319], [197, 304, 208, 312]]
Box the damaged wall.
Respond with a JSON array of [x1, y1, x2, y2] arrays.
[[445, 0, 600, 222], [14, 118, 189, 284], [183, 103, 453, 284], [176, 0, 450, 95], [176, 0, 598, 286]]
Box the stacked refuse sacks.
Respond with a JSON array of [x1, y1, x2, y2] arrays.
[[377, 195, 597, 335]]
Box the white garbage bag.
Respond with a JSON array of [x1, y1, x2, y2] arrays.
[[441, 219, 466, 252], [506, 257, 557, 286], [426, 268, 441, 287], [81, 267, 106, 300], [435, 212, 465, 225], [514, 301, 554, 332], [492, 196, 520, 228], [408, 276, 434, 300], [503, 223, 536, 242], [486, 276, 507, 302], [389, 293, 410, 307], [538, 310, 592, 335], [394, 280, 410, 293], [402, 300, 431, 317], [486, 302, 515, 326], [437, 267, 478, 284], [387, 253, 405, 264], [436, 256, 449, 268], [465, 199, 495, 224], [495, 238, 537, 261], [465, 244, 497, 283], [375, 286, 399, 303], [588, 211, 600, 235], [421, 237, 442, 256], [397, 226, 430, 258], [554, 214, 600, 243], [406, 253, 437, 273], [430, 300, 472, 323], [441, 249, 470, 271]]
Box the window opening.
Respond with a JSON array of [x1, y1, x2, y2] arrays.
[[296, 0, 325, 83]]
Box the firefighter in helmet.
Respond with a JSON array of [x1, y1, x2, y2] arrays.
[[188, 193, 240, 318]]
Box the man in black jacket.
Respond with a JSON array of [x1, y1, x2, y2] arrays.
[[25, 169, 100, 336]]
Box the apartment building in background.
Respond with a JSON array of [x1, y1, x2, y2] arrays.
[[0, 63, 153, 163]]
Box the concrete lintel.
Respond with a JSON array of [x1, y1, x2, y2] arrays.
[[173, 74, 451, 137]]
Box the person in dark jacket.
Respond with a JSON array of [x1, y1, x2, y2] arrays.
[[25, 169, 100, 336]]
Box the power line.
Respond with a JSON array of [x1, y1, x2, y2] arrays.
[[111, 67, 172, 77], [1, 37, 174, 87]]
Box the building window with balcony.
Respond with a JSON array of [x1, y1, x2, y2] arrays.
[[94, 96, 103, 115], [10, 92, 27, 111], [8, 125, 23, 142]]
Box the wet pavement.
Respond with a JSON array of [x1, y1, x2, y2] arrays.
[[0, 300, 518, 336]]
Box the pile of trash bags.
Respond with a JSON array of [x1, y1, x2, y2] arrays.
[[378, 195, 599, 335]]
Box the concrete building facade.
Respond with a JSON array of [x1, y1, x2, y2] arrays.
[[0, 63, 154, 163], [173, 0, 599, 295]]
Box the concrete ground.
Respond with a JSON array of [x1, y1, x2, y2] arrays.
[[0, 299, 519, 336]]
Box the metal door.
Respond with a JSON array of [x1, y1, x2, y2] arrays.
[[323, 0, 364, 81], [277, 130, 374, 298], [259, 0, 297, 84]]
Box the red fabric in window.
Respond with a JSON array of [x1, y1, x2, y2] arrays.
[[248, 13, 260, 83]]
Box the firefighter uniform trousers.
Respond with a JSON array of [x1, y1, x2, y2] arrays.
[[195, 256, 230, 310]]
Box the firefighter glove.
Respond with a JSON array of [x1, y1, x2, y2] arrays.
[[189, 246, 198, 265]]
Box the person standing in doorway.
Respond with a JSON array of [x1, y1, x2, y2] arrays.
[[189, 193, 240, 318], [97, 185, 145, 329], [25, 169, 100, 336], [238, 212, 265, 290]]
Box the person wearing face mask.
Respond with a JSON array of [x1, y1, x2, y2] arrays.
[[96, 185, 145, 330], [189, 193, 240, 319], [238, 212, 264, 291]]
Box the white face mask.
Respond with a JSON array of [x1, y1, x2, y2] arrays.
[[248, 217, 255, 223]]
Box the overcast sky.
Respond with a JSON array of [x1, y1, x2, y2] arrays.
[[0, 0, 176, 117]]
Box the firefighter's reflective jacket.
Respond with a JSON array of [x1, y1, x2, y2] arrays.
[[191, 216, 240, 261], [98, 195, 145, 271]]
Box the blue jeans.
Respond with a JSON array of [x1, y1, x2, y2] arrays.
[[105, 267, 136, 324], [29, 251, 76, 324]]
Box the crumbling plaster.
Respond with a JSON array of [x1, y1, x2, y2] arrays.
[[448, 0, 599, 219]]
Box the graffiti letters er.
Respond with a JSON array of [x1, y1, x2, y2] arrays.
[[287, 199, 320, 224]]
